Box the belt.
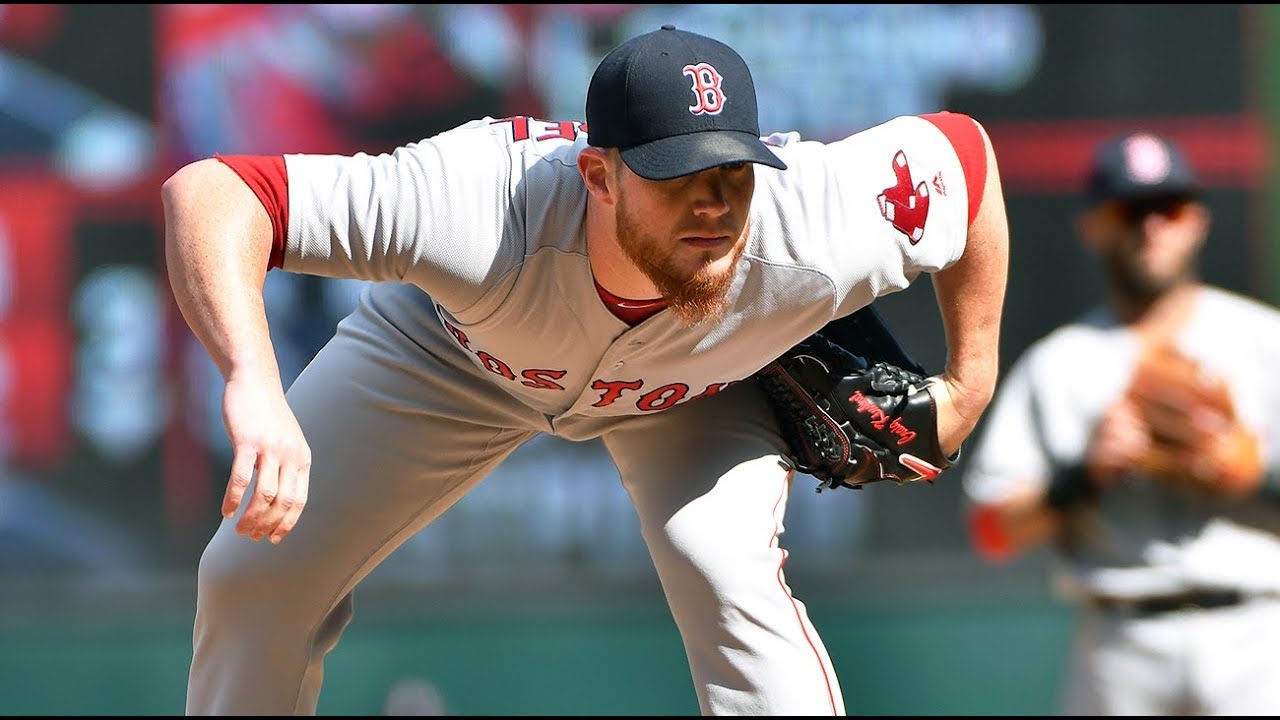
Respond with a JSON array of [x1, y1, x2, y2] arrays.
[[1091, 589, 1245, 616]]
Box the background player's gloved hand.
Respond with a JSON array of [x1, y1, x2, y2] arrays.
[[1123, 342, 1263, 496], [754, 319, 957, 491], [221, 370, 313, 544], [1084, 398, 1153, 485]]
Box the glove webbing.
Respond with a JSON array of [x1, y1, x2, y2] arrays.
[[757, 349, 872, 489]]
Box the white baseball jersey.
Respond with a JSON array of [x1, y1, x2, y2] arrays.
[[962, 286, 1280, 600], [265, 113, 974, 440]]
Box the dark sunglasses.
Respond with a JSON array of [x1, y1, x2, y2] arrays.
[[1112, 195, 1195, 225]]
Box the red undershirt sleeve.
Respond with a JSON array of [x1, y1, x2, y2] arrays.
[[919, 111, 987, 228], [214, 154, 289, 270]]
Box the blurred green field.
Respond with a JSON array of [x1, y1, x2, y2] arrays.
[[0, 584, 1073, 716]]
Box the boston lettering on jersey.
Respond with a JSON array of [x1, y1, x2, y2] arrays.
[[439, 313, 738, 413]]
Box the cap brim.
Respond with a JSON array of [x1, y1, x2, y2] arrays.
[[620, 130, 788, 181]]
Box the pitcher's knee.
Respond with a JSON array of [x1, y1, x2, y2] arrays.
[[194, 532, 310, 620], [656, 519, 782, 594]]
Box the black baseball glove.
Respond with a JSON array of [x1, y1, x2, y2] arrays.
[[754, 305, 958, 491]]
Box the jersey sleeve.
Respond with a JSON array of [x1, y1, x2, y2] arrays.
[[279, 118, 527, 313], [760, 112, 985, 315], [960, 350, 1053, 506]]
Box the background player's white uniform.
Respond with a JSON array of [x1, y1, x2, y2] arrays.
[[961, 287, 1280, 715], [187, 113, 983, 715]]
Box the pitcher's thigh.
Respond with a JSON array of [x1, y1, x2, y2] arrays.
[[605, 380, 790, 544]]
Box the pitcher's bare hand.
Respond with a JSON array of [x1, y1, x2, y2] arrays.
[[221, 371, 311, 544]]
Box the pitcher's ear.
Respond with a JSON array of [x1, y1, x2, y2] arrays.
[[578, 146, 615, 202]]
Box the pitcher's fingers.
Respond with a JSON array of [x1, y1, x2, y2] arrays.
[[269, 465, 309, 545], [257, 464, 297, 544], [223, 447, 259, 519], [238, 455, 281, 539]]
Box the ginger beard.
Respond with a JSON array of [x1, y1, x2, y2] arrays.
[[614, 195, 745, 326]]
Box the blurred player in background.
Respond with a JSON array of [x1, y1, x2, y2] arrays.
[[960, 131, 1280, 715]]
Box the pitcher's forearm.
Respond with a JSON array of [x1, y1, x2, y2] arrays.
[[162, 158, 281, 383], [932, 250, 1003, 410], [933, 121, 1008, 413]]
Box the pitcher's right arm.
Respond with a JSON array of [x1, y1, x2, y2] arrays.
[[162, 157, 310, 545]]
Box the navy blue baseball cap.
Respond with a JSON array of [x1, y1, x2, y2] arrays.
[[585, 25, 787, 181], [1086, 131, 1201, 203]]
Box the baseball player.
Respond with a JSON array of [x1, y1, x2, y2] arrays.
[[960, 131, 1280, 715], [164, 25, 1009, 715]]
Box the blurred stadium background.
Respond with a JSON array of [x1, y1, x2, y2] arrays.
[[0, 4, 1275, 715]]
